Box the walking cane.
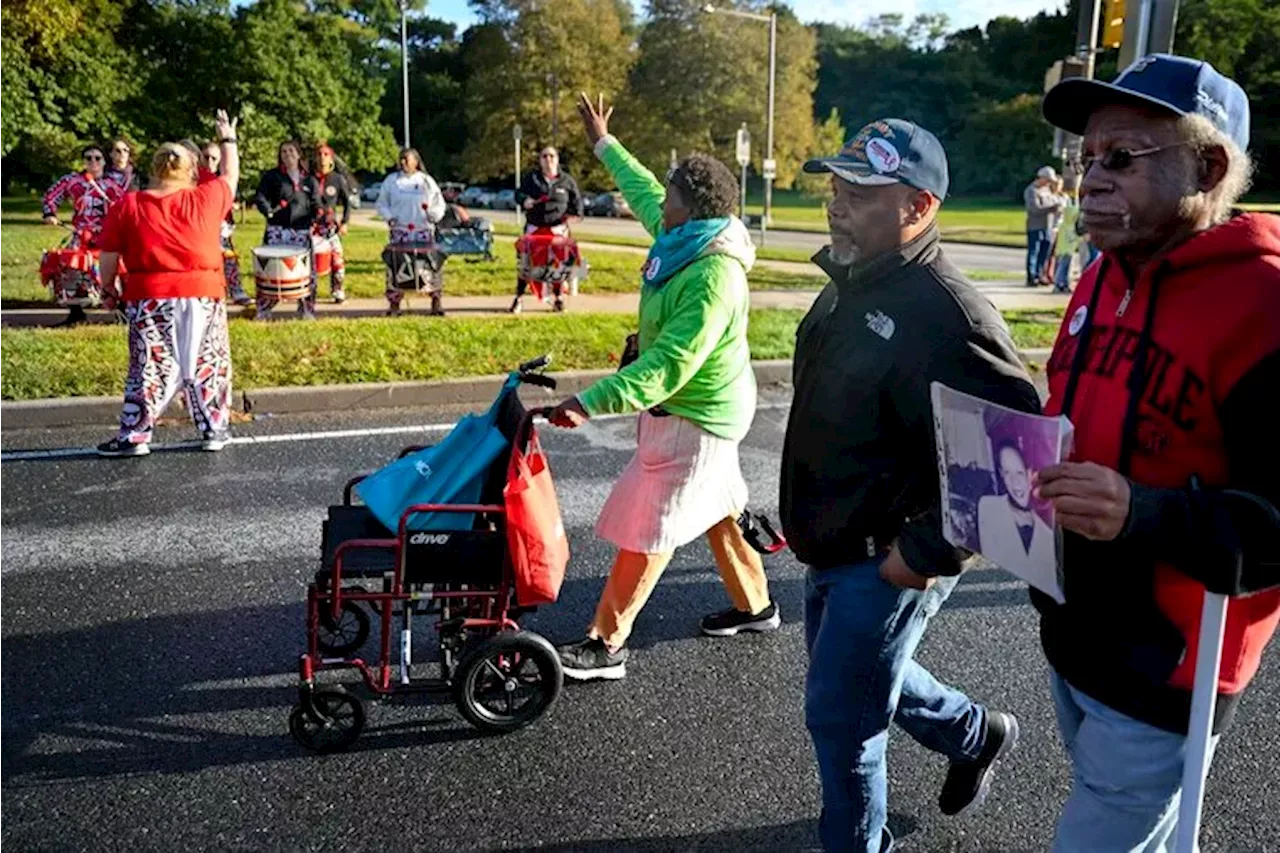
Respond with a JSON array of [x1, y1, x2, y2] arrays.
[[1173, 588, 1229, 853]]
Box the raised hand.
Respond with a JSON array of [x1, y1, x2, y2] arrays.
[[214, 109, 238, 141], [576, 92, 614, 147]]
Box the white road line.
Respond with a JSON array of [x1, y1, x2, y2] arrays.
[[0, 402, 793, 463]]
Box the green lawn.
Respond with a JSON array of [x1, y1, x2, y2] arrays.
[[1, 306, 1063, 400], [0, 197, 823, 304]]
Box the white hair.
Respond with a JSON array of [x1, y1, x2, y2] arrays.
[[1176, 113, 1254, 224]]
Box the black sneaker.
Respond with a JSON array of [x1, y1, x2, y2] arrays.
[[938, 710, 1019, 817], [201, 431, 231, 452], [700, 601, 781, 637], [97, 438, 150, 458], [557, 637, 627, 681]]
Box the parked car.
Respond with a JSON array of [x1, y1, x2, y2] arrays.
[[590, 191, 633, 218], [460, 185, 489, 207], [492, 188, 518, 211], [361, 181, 382, 202]]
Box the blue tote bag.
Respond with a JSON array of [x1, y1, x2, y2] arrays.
[[355, 383, 513, 533]]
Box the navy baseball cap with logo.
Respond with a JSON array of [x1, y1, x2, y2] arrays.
[[803, 118, 950, 201], [1043, 53, 1250, 150]]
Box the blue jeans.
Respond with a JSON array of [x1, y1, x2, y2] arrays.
[[1054, 253, 1073, 291], [1050, 670, 1219, 853], [804, 560, 987, 853], [1027, 229, 1052, 281]]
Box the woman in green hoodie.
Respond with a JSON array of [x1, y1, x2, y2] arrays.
[[545, 93, 779, 681]]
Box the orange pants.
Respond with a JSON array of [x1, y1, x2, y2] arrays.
[[588, 516, 771, 649]]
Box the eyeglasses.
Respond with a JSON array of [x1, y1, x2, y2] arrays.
[[1072, 142, 1188, 174], [85, 154, 104, 161]]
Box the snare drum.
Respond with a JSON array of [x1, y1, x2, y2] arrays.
[[252, 245, 312, 301], [382, 244, 442, 293], [312, 236, 333, 276], [516, 229, 580, 286], [40, 245, 102, 307]]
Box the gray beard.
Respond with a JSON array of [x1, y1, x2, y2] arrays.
[[828, 244, 859, 266]]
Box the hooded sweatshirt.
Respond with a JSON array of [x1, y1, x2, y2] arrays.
[[1037, 211, 1280, 735], [576, 136, 757, 441]]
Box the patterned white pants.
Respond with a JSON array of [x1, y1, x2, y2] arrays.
[[117, 297, 232, 444]]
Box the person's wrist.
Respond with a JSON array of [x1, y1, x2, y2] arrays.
[[219, 137, 238, 144]]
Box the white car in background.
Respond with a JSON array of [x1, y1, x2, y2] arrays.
[[361, 181, 383, 202]]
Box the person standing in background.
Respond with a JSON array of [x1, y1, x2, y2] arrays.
[[253, 141, 319, 319], [1025, 166, 1065, 287], [312, 142, 351, 304]]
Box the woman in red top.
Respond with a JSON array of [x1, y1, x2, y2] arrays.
[[95, 110, 240, 457]]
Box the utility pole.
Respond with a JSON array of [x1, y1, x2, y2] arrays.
[[703, 4, 776, 246], [400, 0, 410, 147], [514, 123, 523, 228], [1119, 0, 1180, 68], [1077, 0, 1103, 79], [546, 73, 560, 147]]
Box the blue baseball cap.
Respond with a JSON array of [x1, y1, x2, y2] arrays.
[[803, 118, 950, 201], [1043, 53, 1250, 150]]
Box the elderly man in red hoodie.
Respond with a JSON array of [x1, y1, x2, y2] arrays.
[[1034, 54, 1280, 851]]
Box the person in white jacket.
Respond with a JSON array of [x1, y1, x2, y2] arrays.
[[376, 148, 447, 315]]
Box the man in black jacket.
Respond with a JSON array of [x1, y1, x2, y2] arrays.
[[787, 119, 1042, 853]]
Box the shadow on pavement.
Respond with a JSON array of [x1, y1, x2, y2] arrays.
[[485, 813, 924, 852]]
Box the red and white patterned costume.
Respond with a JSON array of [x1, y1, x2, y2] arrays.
[[42, 171, 124, 248]]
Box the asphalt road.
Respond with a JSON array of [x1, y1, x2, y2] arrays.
[[3, 393, 1277, 852]]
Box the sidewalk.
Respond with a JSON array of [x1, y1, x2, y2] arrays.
[[0, 285, 1068, 327]]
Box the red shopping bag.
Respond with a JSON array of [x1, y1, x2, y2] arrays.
[[504, 425, 568, 606]]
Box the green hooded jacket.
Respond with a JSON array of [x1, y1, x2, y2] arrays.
[[576, 136, 758, 441]]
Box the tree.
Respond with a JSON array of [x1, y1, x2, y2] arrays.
[[624, 1, 819, 190], [460, 0, 635, 185], [231, 0, 400, 180]]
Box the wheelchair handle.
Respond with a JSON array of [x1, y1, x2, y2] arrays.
[[520, 373, 557, 390], [739, 510, 789, 556], [518, 354, 551, 373]]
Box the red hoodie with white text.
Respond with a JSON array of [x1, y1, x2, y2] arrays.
[[1036, 212, 1280, 734]]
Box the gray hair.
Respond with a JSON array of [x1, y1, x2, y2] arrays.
[[1176, 113, 1253, 224]]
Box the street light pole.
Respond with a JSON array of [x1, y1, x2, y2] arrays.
[[547, 74, 560, 148], [764, 10, 776, 246], [703, 4, 777, 246], [400, 0, 410, 147]]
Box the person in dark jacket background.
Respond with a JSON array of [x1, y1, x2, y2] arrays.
[[1036, 54, 1280, 852], [253, 140, 319, 319], [312, 142, 351, 304], [788, 119, 1042, 853], [511, 145, 584, 312]]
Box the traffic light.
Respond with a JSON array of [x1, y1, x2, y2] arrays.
[[1102, 0, 1126, 49]]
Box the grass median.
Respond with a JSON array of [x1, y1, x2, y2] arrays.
[[1, 308, 1063, 401], [0, 197, 824, 304]]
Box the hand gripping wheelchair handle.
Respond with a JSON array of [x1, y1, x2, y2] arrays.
[[738, 509, 788, 555]]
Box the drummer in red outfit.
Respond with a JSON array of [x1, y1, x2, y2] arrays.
[[41, 144, 125, 325]]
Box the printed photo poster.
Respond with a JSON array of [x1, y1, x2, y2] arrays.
[[930, 382, 1074, 604]]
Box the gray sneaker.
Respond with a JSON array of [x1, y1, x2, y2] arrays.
[[201, 431, 231, 452]]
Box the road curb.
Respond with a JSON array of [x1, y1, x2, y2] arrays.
[[0, 354, 1050, 431]]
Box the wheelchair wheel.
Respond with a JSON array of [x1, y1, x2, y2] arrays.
[[317, 600, 370, 656], [289, 687, 365, 753], [453, 631, 563, 734]]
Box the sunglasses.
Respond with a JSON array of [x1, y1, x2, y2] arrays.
[[1073, 142, 1187, 174], [85, 154, 104, 161]]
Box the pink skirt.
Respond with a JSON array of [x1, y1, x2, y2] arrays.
[[595, 412, 749, 554]]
